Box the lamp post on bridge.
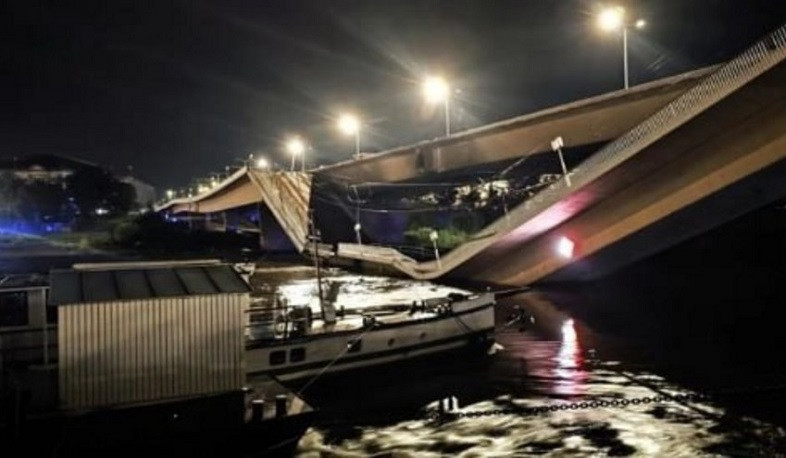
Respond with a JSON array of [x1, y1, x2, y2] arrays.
[[429, 229, 441, 269], [551, 136, 571, 187], [338, 114, 361, 159], [422, 76, 451, 137], [598, 6, 646, 89], [286, 137, 306, 171]]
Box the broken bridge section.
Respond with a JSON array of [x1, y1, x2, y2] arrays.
[[247, 171, 312, 253]]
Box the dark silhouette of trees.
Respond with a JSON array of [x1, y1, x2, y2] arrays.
[[65, 167, 136, 217]]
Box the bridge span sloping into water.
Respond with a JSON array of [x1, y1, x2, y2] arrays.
[[157, 24, 786, 286]]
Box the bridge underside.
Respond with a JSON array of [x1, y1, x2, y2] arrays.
[[456, 61, 786, 284]]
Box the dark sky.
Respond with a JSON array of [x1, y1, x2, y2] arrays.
[[4, 0, 786, 189]]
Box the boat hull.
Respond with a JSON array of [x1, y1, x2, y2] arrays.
[[246, 295, 496, 382]]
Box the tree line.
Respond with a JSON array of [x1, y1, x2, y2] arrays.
[[0, 167, 136, 229]]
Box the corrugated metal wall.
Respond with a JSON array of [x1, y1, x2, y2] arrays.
[[58, 293, 247, 410]]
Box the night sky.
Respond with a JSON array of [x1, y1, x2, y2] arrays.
[[4, 0, 786, 189]]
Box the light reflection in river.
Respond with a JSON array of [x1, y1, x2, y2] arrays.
[[553, 318, 587, 398], [248, 270, 786, 456]]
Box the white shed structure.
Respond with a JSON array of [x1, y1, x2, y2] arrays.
[[49, 261, 250, 411]]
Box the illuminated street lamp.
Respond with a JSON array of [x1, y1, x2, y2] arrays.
[[286, 137, 306, 171], [255, 157, 270, 170], [354, 222, 362, 246], [429, 229, 441, 269], [422, 76, 451, 136], [337, 114, 361, 159], [597, 6, 646, 89], [165, 189, 174, 199]]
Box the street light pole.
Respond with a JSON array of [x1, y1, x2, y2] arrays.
[[598, 6, 645, 90], [338, 113, 361, 160], [623, 26, 629, 89], [286, 137, 305, 172], [551, 136, 571, 187], [444, 97, 451, 136]]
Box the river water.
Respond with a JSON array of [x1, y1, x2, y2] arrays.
[[248, 267, 786, 456]]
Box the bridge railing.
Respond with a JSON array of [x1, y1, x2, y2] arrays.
[[525, 25, 786, 210]]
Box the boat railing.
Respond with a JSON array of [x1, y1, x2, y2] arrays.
[[245, 305, 313, 341]]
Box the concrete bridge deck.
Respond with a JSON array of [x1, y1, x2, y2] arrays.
[[157, 24, 786, 285]]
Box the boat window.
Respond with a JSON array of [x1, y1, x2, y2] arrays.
[[0, 292, 28, 327], [290, 347, 306, 363], [269, 350, 286, 366], [347, 338, 362, 353], [46, 305, 57, 324]]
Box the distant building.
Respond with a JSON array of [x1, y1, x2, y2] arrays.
[[0, 153, 157, 222], [0, 154, 99, 187], [119, 175, 157, 208]]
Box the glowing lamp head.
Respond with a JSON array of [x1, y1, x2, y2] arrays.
[[255, 157, 270, 169], [635, 19, 647, 29], [422, 76, 450, 104], [598, 6, 625, 31], [556, 236, 575, 258], [286, 138, 305, 156], [337, 114, 360, 136], [165, 189, 174, 199]]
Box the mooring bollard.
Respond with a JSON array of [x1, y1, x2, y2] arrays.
[[275, 394, 287, 418], [251, 399, 265, 422]]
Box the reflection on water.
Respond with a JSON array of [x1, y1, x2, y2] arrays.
[[552, 319, 587, 398], [248, 270, 786, 456]]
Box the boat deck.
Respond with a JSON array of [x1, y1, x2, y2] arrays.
[[307, 309, 440, 334], [247, 309, 442, 341]]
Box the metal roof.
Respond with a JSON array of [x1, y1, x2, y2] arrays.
[[49, 264, 250, 306]]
